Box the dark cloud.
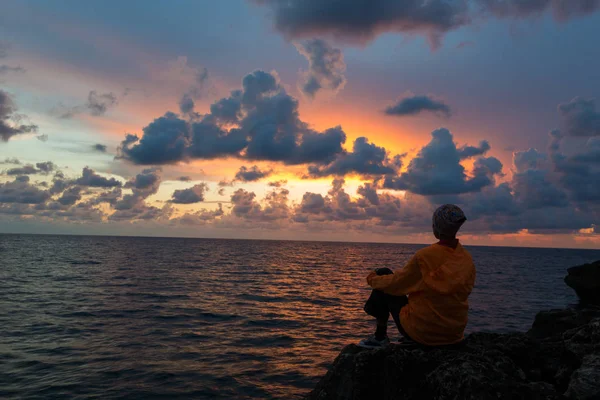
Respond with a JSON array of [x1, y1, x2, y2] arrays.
[[57, 186, 83, 206], [295, 39, 346, 98], [1, 158, 20, 164], [0, 176, 51, 204], [118, 113, 189, 164], [123, 168, 162, 203], [253, 0, 471, 48], [179, 94, 195, 115], [179, 66, 209, 115], [384, 94, 451, 118], [93, 143, 107, 153], [268, 180, 287, 187], [254, 0, 599, 48], [0, 42, 25, 75], [91, 188, 122, 206], [558, 97, 600, 137], [86, 91, 118, 116], [74, 167, 122, 188], [0, 65, 25, 75], [293, 178, 414, 226], [0, 89, 38, 142], [119, 70, 347, 166], [513, 148, 547, 172], [456, 41, 474, 48], [15, 175, 29, 183], [5, 162, 54, 176], [178, 176, 191, 182], [383, 128, 503, 195], [307, 137, 400, 177], [477, 0, 600, 20], [36, 161, 56, 173], [6, 165, 38, 175], [235, 165, 272, 182], [174, 204, 224, 225], [230, 188, 290, 221], [457, 140, 491, 159], [53, 90, 118, 119], [36, 134, 48, 142], [170, 183, 209, 204]]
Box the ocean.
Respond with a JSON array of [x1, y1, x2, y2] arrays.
[[1, 234, 599, 399]]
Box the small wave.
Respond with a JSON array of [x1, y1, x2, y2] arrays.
[[238, 293, 291, 303], [243, 318, 305, 329], [69, 260, 101, 265], [235, 334, 297, 348]]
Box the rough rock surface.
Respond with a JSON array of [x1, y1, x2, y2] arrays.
[[307, 307, 600, 400], [565, 260, 600, 305]]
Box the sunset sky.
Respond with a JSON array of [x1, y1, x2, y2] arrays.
[[1, 0, 600, 248]]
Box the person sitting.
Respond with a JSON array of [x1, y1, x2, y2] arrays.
[[359, 204, 476, 348]]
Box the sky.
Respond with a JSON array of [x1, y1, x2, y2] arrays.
[[1, 0, 600, 248]]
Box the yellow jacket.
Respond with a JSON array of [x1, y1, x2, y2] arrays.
[[367, 242, 476, 346]]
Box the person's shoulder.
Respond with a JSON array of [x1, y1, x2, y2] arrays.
[[458, 243, 473, 257], [414, 244, 439, 257]]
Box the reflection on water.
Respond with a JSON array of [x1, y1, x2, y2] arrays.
[[1, 234, 599, 399]]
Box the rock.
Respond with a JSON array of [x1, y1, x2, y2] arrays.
[[565, 354, 600, 400], [564, 260, 600, 305], [529, 308, 600, 339], [307, 307, 600, 400]]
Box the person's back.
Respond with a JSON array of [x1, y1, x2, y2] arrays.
[[360, 204, 476, 348], [401, 242, 475, 345]]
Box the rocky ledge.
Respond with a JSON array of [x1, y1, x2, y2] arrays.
[[307, 261, 600, 400], [565, 260, 600, 305]]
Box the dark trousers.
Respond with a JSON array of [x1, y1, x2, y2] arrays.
[[364, 268, 413, 340]]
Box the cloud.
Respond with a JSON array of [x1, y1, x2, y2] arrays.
[[234, 165, 272, 182], [91, 188, 122, 206], [36, 161, 56, 173], [295, 39, 346, 98], [162, 56, 210, 116], [307, 137, 401, 177], [170, 183, 209, 204], [178, 176, 191, 182], [5, 162, 54, 176], [124, 167, 162, 199], [268, 180, 287, 187], [558, 97, 600, 137], [179, 95, 195, 115], [254, 0, 600, 48], [6, 165, 38, 175], [0, 65, 25, 75], [0, 89, 38, 142], [477, 0, 600, 20], [1, 158, 20, 164], [0, 176, 51, 204], [0, 42, 25, 75], [253, 0, 471, 48], [86, 91, 118, 116], [57, 186, 83, 206], [179, 65, 209, 115], [93, 143, 107, 153], [53, 90, 119, 119], [74, 167, 122, 187], [457, 141, 491, 160], [230, 188, 290, 221], [119, 70, 347, 166], [384, 93, 452, 118], [456, 41, 474, 48], [383, 128, 502, 195]]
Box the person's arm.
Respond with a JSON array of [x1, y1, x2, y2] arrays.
[[366, 255, 423, 296]]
